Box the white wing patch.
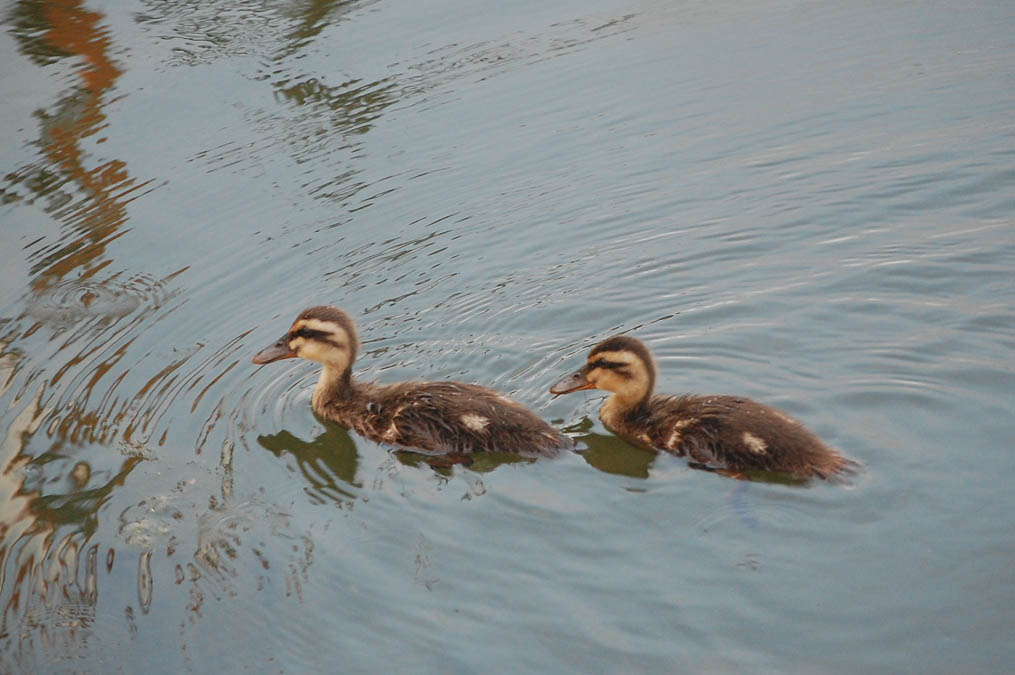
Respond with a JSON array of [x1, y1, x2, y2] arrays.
[[742, 432, 767, 455], [666, 418, 697, 450], [461, 413, 490, 432], [381, 406, 406, 442], [666, 429, 682, 450]]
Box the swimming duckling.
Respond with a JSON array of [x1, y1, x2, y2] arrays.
[[253, 306, 572, 457], [550, 336, 858, 481]]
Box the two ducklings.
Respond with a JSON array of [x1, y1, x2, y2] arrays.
[[254, 306, 857, 481]]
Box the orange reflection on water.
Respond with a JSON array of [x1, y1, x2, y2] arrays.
[[7, 0, 156, 292], [41, 0, 121, 92], [0, 0, 157, 657], [0, 361, 144, 647]]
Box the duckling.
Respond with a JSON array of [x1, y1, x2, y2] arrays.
[[253, 306, 572, 458], [550, 336, 858, 481]]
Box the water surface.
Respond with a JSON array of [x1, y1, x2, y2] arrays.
[[1, 0, 1014, 671]]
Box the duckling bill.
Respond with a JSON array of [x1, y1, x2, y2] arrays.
[[254, 306, 572, 457], [551, 335, 859, 481]]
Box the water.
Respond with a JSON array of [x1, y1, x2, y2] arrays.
[[2, 0, 1013, 671]]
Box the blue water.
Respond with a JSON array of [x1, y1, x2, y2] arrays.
[[1, 0, 1013, 671]]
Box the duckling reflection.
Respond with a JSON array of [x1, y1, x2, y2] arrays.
[[393, 446, 537, 475], [253, 306, 574, 459], [552, 336, 859, 482], [258, 423, 361, 504], [559, 416, 656, 479], [260, 418, 552, 486]]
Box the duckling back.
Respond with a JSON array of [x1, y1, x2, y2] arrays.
[[607, 394, 858, 481], [317, 380, 573, 457]]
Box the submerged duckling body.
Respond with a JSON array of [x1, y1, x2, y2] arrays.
[[253, 306, 571, 457], [551, 336, 858, 481]]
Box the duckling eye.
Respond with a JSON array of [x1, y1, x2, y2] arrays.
[[291, 327, 346, 350], [591, 358, 611, 369], [291, 327, 328, 340]]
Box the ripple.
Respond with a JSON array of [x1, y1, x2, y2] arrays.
[[190, 499, 315, 600], [25, 271, 181, 327], [192, 340, 322, 464], [693, 483, 816, 535], [236, 363, 316, 430], [118, 495, 184, 549], [2, 265, 281, 465]]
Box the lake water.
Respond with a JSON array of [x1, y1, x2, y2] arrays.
[[1, 0, 1013, 671]]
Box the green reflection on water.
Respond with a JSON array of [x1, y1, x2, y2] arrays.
[[257, 424, 361, 504], [567, 417, 657, 479]]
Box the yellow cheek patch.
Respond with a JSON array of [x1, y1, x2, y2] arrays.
[[585, 353, 650, 398]]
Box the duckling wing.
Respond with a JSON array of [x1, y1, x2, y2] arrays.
[[634, 395, 737, 465], [647, 394, 856, 479], [368, 381, 572, 457]]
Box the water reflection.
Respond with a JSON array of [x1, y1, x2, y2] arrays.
[[565, 417, 816, 485], [23, 270, 189, 448], [0, 369, 137, 664], [135, 0, 394, 210], [5, 0, 156, 287], [394, 447, 535, 475], [1, 2, 411, 649], [130, 0, 635, 216], [2, 0, 183, 454], [564, 418, 657, 479], [191, 498, 314, 600], [259, 419, 539, 498], [135, 0, 367, 65], [1, 0, 239, 659], [258, 424, 361, 505]]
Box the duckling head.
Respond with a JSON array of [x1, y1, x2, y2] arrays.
[[252, 305, 360, 376], [550, 335, 656, 409]]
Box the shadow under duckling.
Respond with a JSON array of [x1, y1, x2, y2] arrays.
[[253, 306, 573, 459], [551, 335, 859, 482]]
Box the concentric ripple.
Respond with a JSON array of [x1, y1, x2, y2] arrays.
[[25, 271, 181, 327]]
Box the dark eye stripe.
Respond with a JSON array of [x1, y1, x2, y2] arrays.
[[292, 328, 345, 349], [591, 358, 624, 369]]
